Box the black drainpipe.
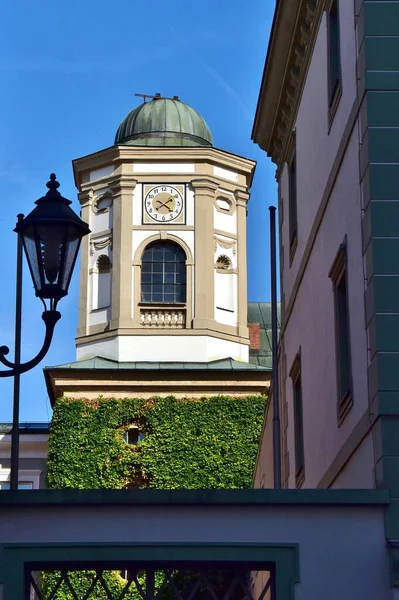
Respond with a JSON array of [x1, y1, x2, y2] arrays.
[[269, 206, 281, 489]]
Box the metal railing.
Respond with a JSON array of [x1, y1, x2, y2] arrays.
[[29, 565, 275, 600]]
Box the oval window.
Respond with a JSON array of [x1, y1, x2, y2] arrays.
[[95, 193, 113, 213]]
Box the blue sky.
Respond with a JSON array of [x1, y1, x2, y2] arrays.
[[0, 0, 276, 421]]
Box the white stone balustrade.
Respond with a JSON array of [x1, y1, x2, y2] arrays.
[[140, 309, 186, 328]]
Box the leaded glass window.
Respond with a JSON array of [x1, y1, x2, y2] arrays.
[[141, 241, 186, 304]]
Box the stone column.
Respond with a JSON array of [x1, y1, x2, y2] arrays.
[[191, 178, 218, 329], [235, 190, 250, 339], [76, 188, 93, 341], [108, 176, 137, 331]]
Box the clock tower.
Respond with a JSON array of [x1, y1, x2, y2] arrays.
[[72, 94, 256, 363]]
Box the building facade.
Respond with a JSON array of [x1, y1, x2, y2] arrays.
[[252, 0, 399, 544], [34, 97, 275, 491], [42, 95, 273, 403], [0, 423, 48, 489], [74, 95, 255, 365]]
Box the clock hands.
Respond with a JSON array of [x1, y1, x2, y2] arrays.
[[146, 190, 181, 221], [156, 201, 173, 211], [155, 196, 176, 211]]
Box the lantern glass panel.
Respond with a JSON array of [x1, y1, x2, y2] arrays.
[[21, 228, 42, 293], [61, 233, 80, 292], [37, 223, 66, 286]]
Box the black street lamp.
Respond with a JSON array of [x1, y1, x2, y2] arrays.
[[1, 174, 90, 489]]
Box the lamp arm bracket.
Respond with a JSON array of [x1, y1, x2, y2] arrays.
[[0, 311, 61, 376]]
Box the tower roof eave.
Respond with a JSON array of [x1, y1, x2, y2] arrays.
[[72, 145, 256, 191]]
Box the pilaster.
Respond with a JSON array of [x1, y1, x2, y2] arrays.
[[108, 176, 137, 330], [76, 189, 93, 339], [235, 190, 250, 338], [191, 179, 218, 329]]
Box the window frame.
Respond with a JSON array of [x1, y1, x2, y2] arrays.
[[0, 481, 34, 490], [289, 350, 305, 488], [329, 238, 353, 425], [288, 136, 298, 264], [124, 427, 144, 445], [140, 241, 187, 306], [327, 0, 342, 127]]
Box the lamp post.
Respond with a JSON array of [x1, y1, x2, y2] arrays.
[[1, 174, 90, 490]]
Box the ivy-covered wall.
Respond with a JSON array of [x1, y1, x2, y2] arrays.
[[44, 394, 266, 598], [47, 395, 267, 490]]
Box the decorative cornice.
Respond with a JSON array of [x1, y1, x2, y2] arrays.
[[214, 236, 237, 256], [253, 0, 324, 170], [108, 176, 138, 194], [73, 146, 256, 191], [234, 190, 250, 205], [78, 188, 94, 207], [273, 0, 319, 169], [191, 178, 219, 195], [90, 235, 113, 256]]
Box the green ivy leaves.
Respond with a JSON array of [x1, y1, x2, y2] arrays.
[[43, 395, 267, 598], [47, 395, 266, 490]]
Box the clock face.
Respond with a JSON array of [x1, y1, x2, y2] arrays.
[[144, 185, 184, 223]]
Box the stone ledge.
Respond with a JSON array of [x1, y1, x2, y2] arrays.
[[0, 488, 390, 507]]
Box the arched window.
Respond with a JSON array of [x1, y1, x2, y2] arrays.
[[141, 241, 186, 304]]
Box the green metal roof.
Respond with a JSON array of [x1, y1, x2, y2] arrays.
[[45, 304, 279, 374], [0, 422, 49, 434], [44, 357, 268, 372], [115, 98, 213, 147], [247, 302, 280, 370]]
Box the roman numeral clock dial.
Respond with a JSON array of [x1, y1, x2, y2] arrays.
[[144, 186, 184, 223]]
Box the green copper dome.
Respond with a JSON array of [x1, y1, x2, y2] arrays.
[[114, 96, 213, 147]]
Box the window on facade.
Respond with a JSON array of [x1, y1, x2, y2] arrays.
[[288, 147, 298, 256], [141, 241, 186, 304], [92, 254, 112, 310], [215, 196, 232, 212], [94, 192, 113, 213], [124, 427, 144, 445], [329, 242, 352, 424], [327, 0, 341, 108], [290, 353, 304, 487], [0, 482, 33, 490]]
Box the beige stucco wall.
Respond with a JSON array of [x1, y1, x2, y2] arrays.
[[74, 147, 255, 364]]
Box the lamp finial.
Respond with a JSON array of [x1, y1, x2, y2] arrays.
[[46, 173, 60, 194]]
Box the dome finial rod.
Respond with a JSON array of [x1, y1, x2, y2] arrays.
[[134, 92, 180, 103]]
